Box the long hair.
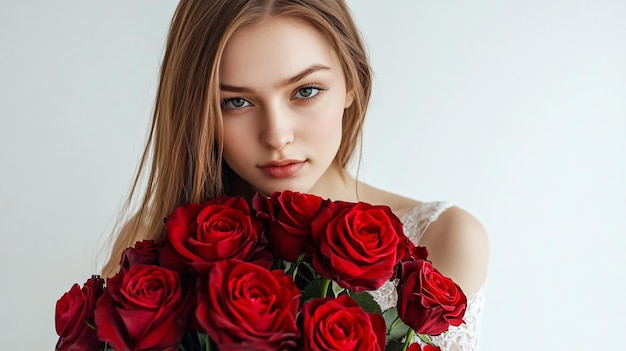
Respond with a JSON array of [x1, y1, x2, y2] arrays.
[[102, 0, 371, 278]]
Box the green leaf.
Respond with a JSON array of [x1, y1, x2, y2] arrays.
[[299, 260, 317, 276], [417, 333, 432, 344], [283, 260, 294, 274], [389, 319, 410, 341], [331, 281, 345, 297], [385, 340, 406, 351], [383, 308, 399, 329], [350, 291, 382, 315], [321, 278, 331, 298], [302, 278, 325, 302], [272, 259, 286, 271], [294, 262, 316, 290]]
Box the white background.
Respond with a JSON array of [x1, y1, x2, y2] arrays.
[[1, 1, 625, 350]]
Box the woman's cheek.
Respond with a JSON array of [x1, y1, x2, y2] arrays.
[[298, 101, 344, 144]]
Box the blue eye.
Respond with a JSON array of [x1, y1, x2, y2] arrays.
[[222, 98, 251, 109], [294, 86, 321, 99]]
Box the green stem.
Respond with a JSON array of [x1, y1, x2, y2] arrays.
[[401, 329, 415, 351], [196, 332, 211, 351], [321, 278, 331, 298], [296, 252, 306, 264], [206, 334, 212, 351]]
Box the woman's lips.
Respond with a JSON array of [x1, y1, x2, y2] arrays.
[[259, 160, 305, 178]]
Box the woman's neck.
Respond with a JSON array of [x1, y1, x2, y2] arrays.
[[307, 164, 361, 202]]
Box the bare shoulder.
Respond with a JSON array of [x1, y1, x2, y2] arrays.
[[353, 182, 489, 294], [419, 206, 489, 295], [355, 182, 421, 217]]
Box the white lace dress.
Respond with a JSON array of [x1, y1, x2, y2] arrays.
[[370, 202, 486, 351]]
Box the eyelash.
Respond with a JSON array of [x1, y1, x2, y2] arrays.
[[220, 84, 328, 112], [291, 84, 327, 101]]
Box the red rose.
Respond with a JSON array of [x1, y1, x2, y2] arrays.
[[407, 343, 441, 351], [301, 294, 386, 351], [252, 191, 323, 261], [159, 196, 268, 274], [397, 260, 467, 335], [310, 201, 410, 292], [55, 275, 105, 351], [196, 259, 300, 350], [404, 245, 429, 262], [120, 239, 160, 271], [94, 265, 189, 351]]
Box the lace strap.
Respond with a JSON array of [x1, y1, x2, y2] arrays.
[[401, 202, 453, 245]]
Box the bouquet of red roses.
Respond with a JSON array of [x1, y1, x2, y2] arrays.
[[55, 191, 467, 351]]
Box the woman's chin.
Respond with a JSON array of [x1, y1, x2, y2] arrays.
[[254, 183, 312, 197]]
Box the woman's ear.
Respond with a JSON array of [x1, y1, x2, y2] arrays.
[[344, 89, 355, 109]]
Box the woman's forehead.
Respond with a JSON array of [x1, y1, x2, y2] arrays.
[[219, 18, 341, 87]]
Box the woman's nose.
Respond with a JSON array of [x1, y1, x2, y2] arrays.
[[260, 106, 294, 150]]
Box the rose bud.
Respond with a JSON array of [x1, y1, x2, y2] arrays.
[[252, 190, 323, 261], [55, 275, 105, 351], [120, 239, 160, 271], [397, 260, 467, 335]]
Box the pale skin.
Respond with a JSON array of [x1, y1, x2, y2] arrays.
[[219, 18, 488, 296]]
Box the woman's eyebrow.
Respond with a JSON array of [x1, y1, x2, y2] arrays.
[[220, 64, 331, 93], [278, 64, 331, 88]]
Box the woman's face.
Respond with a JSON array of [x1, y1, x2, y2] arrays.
[[219, 18, 353, 196]]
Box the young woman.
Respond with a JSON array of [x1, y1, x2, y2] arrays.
[[102, 1, 489, 350]]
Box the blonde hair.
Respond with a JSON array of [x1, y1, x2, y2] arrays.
[[102, 0, 372, 278]]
